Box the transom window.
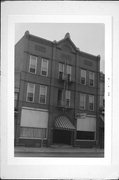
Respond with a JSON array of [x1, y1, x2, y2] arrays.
[[58, 63, 64, 79], [26, 83, 35, 102], [80, 69, 86, 85], [66, 65, 72, 81], [80, 94, 86, 110], [39, 85, 47, 104], [65, 90, 71, 107], [29, 55, 37, 74], [89, 95, 94, 111], [41, 58, 48, 76], [89, 71, 95, 86]]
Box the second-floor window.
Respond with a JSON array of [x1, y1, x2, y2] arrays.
[[80, 69, 86, 85], [41, 58, 48, 76], [58, 63, 64, 79], [29, 55, 37, 74], [66, 65, 72, 81], [26, 83, 35, 102], [80, 94, 86, 110], [89, 71, 95, 86], [89, 95, 94, 111], [39, 85, 47, 104], [65, 90, 71, 107]]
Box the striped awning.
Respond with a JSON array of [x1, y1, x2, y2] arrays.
[[55, 116, 75, 130]]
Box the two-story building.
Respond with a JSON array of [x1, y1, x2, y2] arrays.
[[15, 31, 100, 148]]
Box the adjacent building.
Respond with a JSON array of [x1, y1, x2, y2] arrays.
[[99, 72, 105, 148], [15, 31, 101, 148]]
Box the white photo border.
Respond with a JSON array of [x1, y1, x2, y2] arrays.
[[1, 14, 112, 178]]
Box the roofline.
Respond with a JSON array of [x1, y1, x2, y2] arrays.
[[15, 31, 100, 60], [79, 51, 100, 60], [15, 35, 26, 47], [56, 37, 78, 51], [29, 33, 53, 46]]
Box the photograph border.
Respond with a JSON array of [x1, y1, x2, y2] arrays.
[[2, 2, 117, 177]]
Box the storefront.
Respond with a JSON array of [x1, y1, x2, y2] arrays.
[[75, 114, 96, 148], [53, 115, 75, 145], [19, 107, 48, 147]]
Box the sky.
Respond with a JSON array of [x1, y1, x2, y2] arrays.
[[15, 23, 105, 72]]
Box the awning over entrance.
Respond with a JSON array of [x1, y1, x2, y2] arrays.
[[55, 116, 75, 130]]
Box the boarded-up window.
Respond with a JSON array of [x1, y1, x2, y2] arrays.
[[77, 116, 96, 132], [20, 108, 48, 129]]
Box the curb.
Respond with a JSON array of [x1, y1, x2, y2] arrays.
[[15, 147, 104, 154]]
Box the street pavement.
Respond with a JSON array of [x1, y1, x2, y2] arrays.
[[15, 145, 104, 157]]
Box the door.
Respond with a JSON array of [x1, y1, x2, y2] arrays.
[[53, 129, 71, 145]]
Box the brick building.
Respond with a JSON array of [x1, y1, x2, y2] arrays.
[[15, 31, 101, 148]]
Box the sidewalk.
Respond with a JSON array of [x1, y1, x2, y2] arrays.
[[15, 145, 104, 154]]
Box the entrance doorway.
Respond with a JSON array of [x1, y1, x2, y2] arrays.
[[53, 129, 72, 145]]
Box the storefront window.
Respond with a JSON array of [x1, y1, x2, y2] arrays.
[[76, 131, 95, 140]]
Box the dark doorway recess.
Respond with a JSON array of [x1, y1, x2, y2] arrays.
[[53, 129, 71, 145]]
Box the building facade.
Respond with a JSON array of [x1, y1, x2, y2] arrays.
[[15, 31, 101, 148]]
